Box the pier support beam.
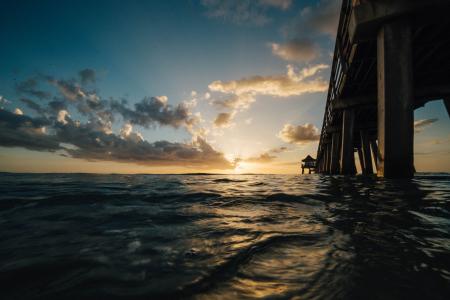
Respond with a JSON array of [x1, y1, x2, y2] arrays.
[[330, 132, 341, 174], [377, 19, 414, 178], [324, 144, 331, 174], [327, 143, 333, 174], [318, 154, 323, 173], [357, 147, 365, 174], [360, 130, 374, 175], [370, 139, 379, 172], [340, 109, 356, 175]]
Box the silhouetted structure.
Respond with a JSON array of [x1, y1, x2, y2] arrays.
[[316, 0, 450, 178], [301, 155, 316, 174]]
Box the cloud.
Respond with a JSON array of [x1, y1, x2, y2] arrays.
[[200, 0, 292, 26], [278, 123, 320, 144], [3, 69, 233, 170], [16, 73, 198, 131], [259, 0, 292, 10], [0, 96, 10, 108], [210, 93, 255, 132], [212, 93, 255, 111], [57, 110, 70, 125], [78, 68, 96, 85], [120, 123, 144, 143], [414, 118, 438, 132], [207, 64, 328, 134], [303, 0, 341, 37], [270, 39, 320, 62], [20, 98, 45, 115], [47, 77, 90, 101], [284, 0, 341, 38], [110, 96, 197, 129], [208, 64, 328, 97], [245, 152, 276, 163], [0, 107, 233, 169], [272, 0, 340, 62], [214, 112, 235, 128], [56, 118, 232, 169], [16, 78, 51, 100], [48, 100, 67, 113], [0, 109, 59, 151], [243, 146, 289, 163], [17, 75, 103, 118], [270, 146, 288, 153]]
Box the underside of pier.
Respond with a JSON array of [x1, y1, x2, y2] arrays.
[[316, 0, 450, 178]]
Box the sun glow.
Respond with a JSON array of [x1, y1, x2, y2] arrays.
[[234, 161, 254, 174]]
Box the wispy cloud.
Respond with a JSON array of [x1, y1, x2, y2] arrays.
[[207, 64, 328, 134], [283, 0, 341, 38], [270, 39, 320, 62], [414, 118, 438, 133], [271, 0, 341, 62], [16, 77, 51, 100], [200, 0, 292, 26], [212, 93, 255, 111], [242, 146, 288, 163], [78, 68, 96, 85], [209, 64, 328, 97]]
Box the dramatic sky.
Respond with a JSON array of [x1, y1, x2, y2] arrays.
[[0, 0, 449, 174]]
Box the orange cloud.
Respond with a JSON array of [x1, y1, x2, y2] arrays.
[[208, 64, 328, 97]]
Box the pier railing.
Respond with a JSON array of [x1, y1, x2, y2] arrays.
[[316, 0, 355, 164]]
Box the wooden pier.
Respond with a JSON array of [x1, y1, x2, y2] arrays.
[[316, 0, 450, 178]]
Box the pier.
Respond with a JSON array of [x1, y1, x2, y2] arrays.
[[316, 0, 450, 178]]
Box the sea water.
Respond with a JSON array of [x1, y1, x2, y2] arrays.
[[0, 173, 449, 299]]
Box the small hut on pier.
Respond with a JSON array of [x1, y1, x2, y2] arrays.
[[301, 155, 316, 174]]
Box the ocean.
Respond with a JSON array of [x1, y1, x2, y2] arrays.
[[0, 173, 449, 299]]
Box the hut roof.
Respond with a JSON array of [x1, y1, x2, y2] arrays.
[[302, 155, 316, 162]]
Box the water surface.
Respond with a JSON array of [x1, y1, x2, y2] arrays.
[[0, 173, 449, 299]]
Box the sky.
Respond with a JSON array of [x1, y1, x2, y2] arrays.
[[0, 0, 448, 174]]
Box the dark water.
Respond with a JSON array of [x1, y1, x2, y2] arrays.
[[0, 173, 449, 300]]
